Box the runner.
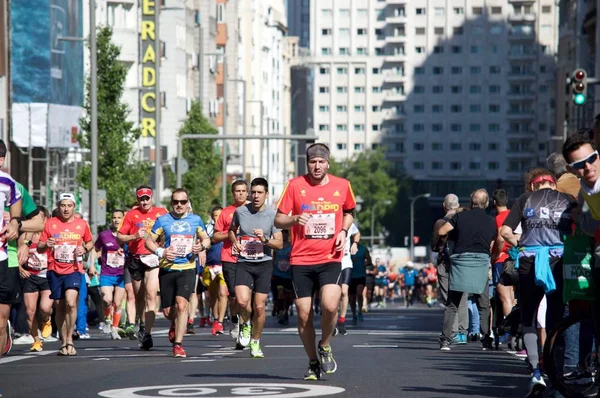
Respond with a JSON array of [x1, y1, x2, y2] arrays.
[[213, 180, 248, 342], [275, 143, 356, 379], [349, 242, 369, 324], [145, 188, 210, 357], [422, 262, 438, 307], [19, 206, 52, 352], [92, 210, 126, 340], [401, 262, 418, 308], [229, 178, 283, 357], [335, 223, 359, 336], [37, 193, 93, 356], [374, 258, 389, 308], [362, 248, 375, 312], [117, 186, 167, 350], [272, 230, 293, 325]]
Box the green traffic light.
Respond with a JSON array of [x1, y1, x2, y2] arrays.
[[574, 93, 586, 105]]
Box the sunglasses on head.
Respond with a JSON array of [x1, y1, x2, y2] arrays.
[[569, 150, 599, 169], [171, 199, 189, 205]]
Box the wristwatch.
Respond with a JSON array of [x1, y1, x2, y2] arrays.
[[264, 237, 270, 244], [26, 240, 33, 247], [200, 243, 206, 252]]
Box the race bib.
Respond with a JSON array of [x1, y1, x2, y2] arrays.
[[27, 251, 48, 271], [239, 236, 264, 260], [55, 243, 76, 263], [277, 259, 290, 272], [140, 254, 160, 268], [209, 265, 223, 279], [305, 213, 335, 239], [171, 234, 194, 257], [106, 251, 125, 268]]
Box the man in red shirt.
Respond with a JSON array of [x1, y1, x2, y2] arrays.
[[37, 193, 93, 356], [275, 143, 356, 380], [117, 186, 168, 350], [212, 180, 248, 341]]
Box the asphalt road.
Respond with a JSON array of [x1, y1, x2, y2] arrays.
[[0, 302, 531, 398]]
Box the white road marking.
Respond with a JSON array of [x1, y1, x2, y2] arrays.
[[0, 350, 58, 364], [85, 347, 131, 351], [181, 359, 216, 363], [265, 345, 304, 348], [201, 352, 235, 356], [353, 344, 399, 348]]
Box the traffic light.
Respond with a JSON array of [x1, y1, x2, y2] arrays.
[[572, 69, 588, 106]]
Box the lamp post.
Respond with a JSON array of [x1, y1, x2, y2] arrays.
[[409, 193, 431, 260], [370, 200, 392, 248], [228, 79, 246, 179]]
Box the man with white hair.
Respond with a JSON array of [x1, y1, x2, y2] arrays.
[[431, 193, 468, 344]]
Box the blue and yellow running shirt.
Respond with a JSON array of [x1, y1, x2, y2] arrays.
[[150, 213, 207, 271]]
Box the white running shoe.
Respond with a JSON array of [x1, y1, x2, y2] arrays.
[[230, 322, 240, 341], [110, 327, 122, 340], [526, 375, 546, 397]]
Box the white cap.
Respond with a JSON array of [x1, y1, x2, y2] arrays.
[[58, 192, 76, 204], [406, 261, 414, 267]]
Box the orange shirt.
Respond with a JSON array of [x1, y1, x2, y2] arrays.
[[118, 206, 168, 256], [495, 210, 511, 263], [215, 204, 241, 264], [277, 174, 356, 265], [39, 217, 93, 275]]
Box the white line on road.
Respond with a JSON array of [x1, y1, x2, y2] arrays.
[[264, 345, 304, 348], [201, 352, 236, 356], [85, 347, 131, 351], [353, 345, 399, 348], [0, 350, 58, 365], [181, 359, 216, 363]]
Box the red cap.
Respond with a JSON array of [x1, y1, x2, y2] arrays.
[[136, 188, 153, 198], [531, 175, 556, 185]]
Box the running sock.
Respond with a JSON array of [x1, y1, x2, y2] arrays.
[[104, 307, 112, 319], [339, 317, 345, 324], [251, 338, 259, 344], [174, 342, 182, 346], [523, 326, 539, 368], [188, 318, 193, 324], [112, 311, 122, 328]]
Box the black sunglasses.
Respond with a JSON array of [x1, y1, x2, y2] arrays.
[[171, 199, 189, 205], [569, 151, 599, 170]]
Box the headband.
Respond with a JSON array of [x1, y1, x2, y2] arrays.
[[531, 175, 556, 185], [306, 144, 330, 161], [136, 188, 153, 197]]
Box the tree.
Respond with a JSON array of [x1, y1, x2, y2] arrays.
[[78, 27, 150, 222], [329, 149, 403, 243], [170, 100, 222, 216]]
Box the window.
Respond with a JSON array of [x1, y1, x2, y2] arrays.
[[453, 27, 463, 35], [319, 67, 329, 75], [339, 8, 350, 17], [451, 124, 462, 132], [434, 7, 445, 16], [372, 68, 380, 74], [432, 161, 443, 170], [539, 123, 547, 131], [415, 27, 425, 35], [354, 124, 365, 131], [319, 87, 329, 93], [453, 7, 464, 15], [339, 48, 349, 55], [450, 162, 462, 170], [540, 85, 548, 93], [321, 29, 331, 36], [336, 86, 347, 93], [216, 3, 225, 22], [434, 27, 444, 35], [357, 8, 368, 18], [354, 67, 365, 75], [414, 67, 425, 75], [318, 124, 329, 131], [490, 26, 502, 35], [472, 7, 483, 15], [354, 105, 365, 112], [355, 86, 365, 93], [489, 85, 501, 93], [469, 143, 481, 150], [470, 124, 481, 132], [415, 46, 425, 54], [451, 105, 462, 113], [451, 66, 462, 75], [357, 28, 367, 36], [490, 66, 501, 74], [416, 8, 426, 15], [336, 105, 346, 112], [375, 48, 383, 56], [321, 9, 332, 17], [372, 106, 380, 112], [470, 66, 481, 74], [470, 46, 479, 54], [434, 46, 444, 54], [339, 28, 350, 37], [414, 85, 425, 94], [433, 86, 443, 93], [470, 104, 481, 112], [450, 143, 462, 151], [491, 7, 502, 14], [432, 105, 443, 113], [372, 124, 379, 131], [489, 45, 498, 54], [489, 123, 500, 132], [337, 67, 347, 74], [319, 105, 329, 112], [395, 123, 404, 132], [432, 124, 443, 133], [395, 143, 404, 152], [413, 162, 424, 170], [356, 48, 367, 55], [489, 104, 500, 113], [336, 124, 347, 131], [414, 105, 425, 113], [542, 5, 552, 13], [488, 143, 498, 151], [336, 143, 346, 150], [470, 85, 481, 93], [413, 143, 425, 151], [432, 142, 442, 150], [372, 87, 381, 93], [488, 162, 499, 170], [413, 124, 425, 132], [469, 162, 481, 170], [452, 46, 462, 54], [433, 67, 444, 75], [321, 48, 332, 55], [354, 143, 364, 151]]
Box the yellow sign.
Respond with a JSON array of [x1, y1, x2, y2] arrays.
[[141, 0, 157, 137]]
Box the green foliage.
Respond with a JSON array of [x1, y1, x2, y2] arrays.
[[329, 149, 405, 242], [171, 100, 222, 217], [78, 27, 151, 223]]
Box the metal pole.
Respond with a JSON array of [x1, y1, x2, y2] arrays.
[[154, 1, 161, 204], [176, 138, 183, 187], [221, 55, 227, 207], [409, 198, 415, 260], [242, 81, 246, 180], [370, 206, 375, 248], [260, 105, 264, 176], [199, 27, 203, 113], [28, 104, 32, 193], [90, 0, 98, 236]]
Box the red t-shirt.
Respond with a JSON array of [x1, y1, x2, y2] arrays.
[[495, 210, 511, 263], [215, 204, 242, 264], [39, 217, 93, 274], [118, 206, 167, 256], [277, 174, 356, 265]]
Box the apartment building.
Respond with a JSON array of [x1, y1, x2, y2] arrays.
[[305, 0, 558, 199]]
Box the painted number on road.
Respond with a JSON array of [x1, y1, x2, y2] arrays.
[[98, 383, 345, 398]]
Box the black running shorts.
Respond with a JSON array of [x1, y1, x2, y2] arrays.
[[22, 274, 50, 293], [222, 261, 237, 297], [158, 268, 196, 309], [340, 268, 352, 286], [0, 260, 20, 304], [235, 260, 273, 295], [291, 262, 342, 299]]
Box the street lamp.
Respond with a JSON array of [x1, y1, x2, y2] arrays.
[[409, 193, 431, 260], [371, 200, 392, 248]]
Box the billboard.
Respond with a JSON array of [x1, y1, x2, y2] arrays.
[[140, 0, 157, 138], [10, 0, 83, 148]]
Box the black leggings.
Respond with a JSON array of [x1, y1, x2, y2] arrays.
[[87, 286, 104, 324]]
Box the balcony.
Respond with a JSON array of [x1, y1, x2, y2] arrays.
[[507, 72, 536, 81], [509, 31, 536, 41], [383, 110, 406, 119], [507, 112, 536, 121], [384, 53, 405, 62], [383, 91, 406, 102], [112, 28, 138, 63], [385, 34, 405, 43], [508, 13, 536, 22], [383, 71, 405, 82], [386, 14, 406, 24], [509, 0, 535, 3], [507, 91, 536, 100], [506, 150, 535, 159], [508, 51, 537, 60], [507, 130, 536, 139]]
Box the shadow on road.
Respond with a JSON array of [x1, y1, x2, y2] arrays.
[[186, 373, 298, 381]]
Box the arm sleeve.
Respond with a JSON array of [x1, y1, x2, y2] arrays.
[[503, 194, 526, 230], [150, 218, 163, 239], [94, 235, 103, 251], [117, 214, 131, 235], [349, 223, 359, 236], [230, 210, 240, 231], [276, 182, 294, 215], [196, 216, 207, 236], [215, 210, 227, 233], [343, 181, 357, 211], [83, 223, 93, 243], [7, 178, 21, 207], [39, 223, 50, 243], [447, 213, 459, 229]]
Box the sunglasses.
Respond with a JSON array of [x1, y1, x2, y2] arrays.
[[569, 150, 599, 169], [171, 199, 189, 205], [138, 196, 151, 201]]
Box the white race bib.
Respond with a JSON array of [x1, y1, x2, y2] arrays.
[[239, 236, 265, 260], [106, 251, 125, 268], [171, 234, 194, 257], [140, 254, 160, 268], [209, 265, 223, 279], [27, 250, 48, 271], [55, 243, 76, 263], [305, 213, 335, 239]]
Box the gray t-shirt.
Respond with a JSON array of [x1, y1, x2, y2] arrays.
[[232, 204, 281, 262]]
